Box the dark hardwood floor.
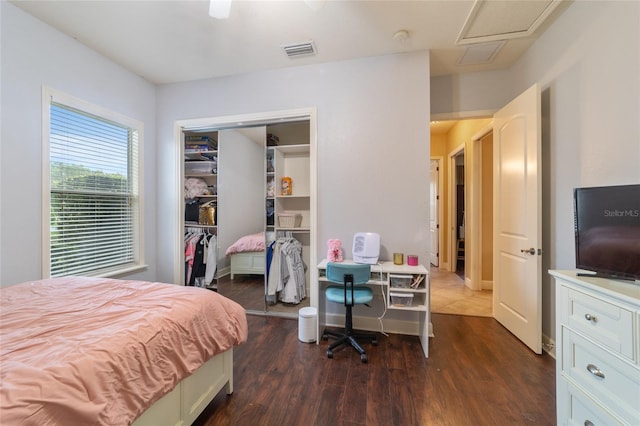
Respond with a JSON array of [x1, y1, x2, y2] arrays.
[[194, 313, 555, 426], [217, 274, 309, 316]]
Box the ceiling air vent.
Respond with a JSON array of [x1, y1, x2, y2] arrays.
[[281, 41, 317, 58]]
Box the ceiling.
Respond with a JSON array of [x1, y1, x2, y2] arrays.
[[12, 0, 570, 85]]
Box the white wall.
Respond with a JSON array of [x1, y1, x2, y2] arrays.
[[156, 52, 431, 293], [431, 68, 515, 116], [431, 0, 640, 343], [0, 2, 158, 285]]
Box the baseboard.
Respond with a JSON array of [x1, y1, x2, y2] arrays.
[[482, 280, 493, 290], [217, 266, 230, 278], [464, 277, 473, 289], [542, 333, 556, 359]]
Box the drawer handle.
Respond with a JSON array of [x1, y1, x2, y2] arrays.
[[584, 421, 594, 426], [586, 364, 605, 379], [584, 313, 597, 322]]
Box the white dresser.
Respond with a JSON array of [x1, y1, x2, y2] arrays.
[[550, 270, 640, 425]]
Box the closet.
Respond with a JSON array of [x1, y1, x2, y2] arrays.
[[183, 130, 219, 289], [179, 113, 315, 318]]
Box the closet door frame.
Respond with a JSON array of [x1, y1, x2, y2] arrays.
[[173, 108, 318, 310]]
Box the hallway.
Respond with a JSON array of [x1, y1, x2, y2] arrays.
[[430, 267, 492, 317]]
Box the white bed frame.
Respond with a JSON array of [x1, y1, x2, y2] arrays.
[[230, 251, 265, 279], [133, 348, 233, 426]]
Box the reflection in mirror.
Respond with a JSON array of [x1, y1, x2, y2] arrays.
[[217, 127, 267, 311]]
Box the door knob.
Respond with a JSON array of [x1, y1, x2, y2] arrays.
[[520, 248, 536, 255]]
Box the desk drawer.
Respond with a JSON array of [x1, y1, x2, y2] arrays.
[[561, 287, 635, 361], [561, 328, 640, 424]]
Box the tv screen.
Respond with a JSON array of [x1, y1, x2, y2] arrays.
[[574, 184, 640, 281]]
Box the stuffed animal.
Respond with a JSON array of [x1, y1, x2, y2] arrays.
[[327, 239, 343, 262]]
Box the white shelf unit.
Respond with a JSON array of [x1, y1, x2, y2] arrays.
[[269, 143, 311, 234], [388, 273, 429, 311]]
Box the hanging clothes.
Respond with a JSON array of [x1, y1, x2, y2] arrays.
[[266, 236, 306, 304], [184, 232, 201, 285], [266, 240, 282, 304], [204, 233, 218, 285], [189, 234, 207, 287], [184, 228, 216, 287]]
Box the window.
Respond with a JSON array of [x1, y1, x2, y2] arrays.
[[43, 88, 144, 277]]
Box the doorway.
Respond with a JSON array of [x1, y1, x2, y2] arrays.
[[429, 119, 493, 317], [430, 84, 542, 352]]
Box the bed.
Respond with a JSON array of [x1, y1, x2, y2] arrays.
[[226, 232, 266, 279], [0, 276, 248, 425]]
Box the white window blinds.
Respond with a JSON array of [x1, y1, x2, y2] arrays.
[[48, 100, 141, 277]]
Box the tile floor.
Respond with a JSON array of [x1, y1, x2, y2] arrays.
[[430, 267, 493, 317]]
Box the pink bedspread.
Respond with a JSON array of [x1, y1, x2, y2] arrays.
[[0, 277, 248, 425]]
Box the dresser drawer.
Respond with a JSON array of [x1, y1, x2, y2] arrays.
[[557, 379, 624, 426], [561, 328, 640, 424], [561, 287, 635, 361]]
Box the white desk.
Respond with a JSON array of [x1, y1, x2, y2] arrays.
[[317, 259, 430, 357]]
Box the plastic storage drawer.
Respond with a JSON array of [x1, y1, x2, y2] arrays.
[[390, 292, 413, 307]]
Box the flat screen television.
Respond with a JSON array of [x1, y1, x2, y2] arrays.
[[574, 184, 640, 281]]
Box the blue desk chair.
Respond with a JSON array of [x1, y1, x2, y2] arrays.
[[322, 262, 378, 363]]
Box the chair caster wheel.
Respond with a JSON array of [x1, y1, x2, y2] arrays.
[[361, 354, 368, 363], [327, 350, 333, 359], [372, 339, 378, 346]]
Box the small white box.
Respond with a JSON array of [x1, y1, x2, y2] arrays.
[[390, 292, 414, 307]]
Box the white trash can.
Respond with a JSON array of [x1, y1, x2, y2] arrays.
[[298, 307, 317, 343]]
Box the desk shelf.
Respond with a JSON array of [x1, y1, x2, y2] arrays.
[[389, 304, 427, 312]]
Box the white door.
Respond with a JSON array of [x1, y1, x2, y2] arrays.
[[492, 84, 542, 354], [429, 159, 439, 266]]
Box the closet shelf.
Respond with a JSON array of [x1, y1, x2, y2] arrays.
[[185, 173, 217, 177], [184, 151, 217, 161], [276, 194, 310, 199], [271, 144, 309, 154], [275, 227, 310, 233], [185, 223, 217, 229]]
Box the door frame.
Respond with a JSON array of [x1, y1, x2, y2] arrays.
[[430, 156, 444, 268], [447, 145, 464, 275], [468, 123, 493, 291]]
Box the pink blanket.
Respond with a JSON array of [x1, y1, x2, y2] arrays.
[[225, 232, 265, 256], [0, 277, 248, 425]]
